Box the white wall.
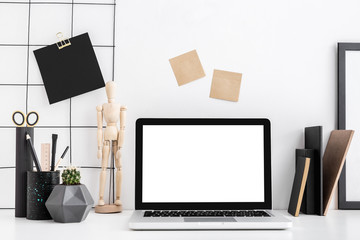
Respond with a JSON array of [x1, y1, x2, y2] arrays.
[[115, 0, 360, 210]]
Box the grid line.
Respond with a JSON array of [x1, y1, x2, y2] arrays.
[[69, 0, 74, 165], [0, 44, 114, 47], [25, 0, 31, 115], [110, 0, 117, 203], [0, 166, 112, 169], [0, 0, 117, 208], [0, 2, 115, 5], [0, 84, 44, 86], [0, 126, 105, 129]]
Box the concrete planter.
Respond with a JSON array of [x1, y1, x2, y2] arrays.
[[45, 184, 94, 223]]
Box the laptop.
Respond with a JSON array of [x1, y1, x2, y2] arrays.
[[129, 118, 292, 230]]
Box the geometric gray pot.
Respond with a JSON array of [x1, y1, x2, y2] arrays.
[[45, 184, 94, 223]]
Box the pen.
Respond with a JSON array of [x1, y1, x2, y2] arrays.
[[54, 146, 69, 171], [25, 133, 42, 172], [51, 134, 58, 171]]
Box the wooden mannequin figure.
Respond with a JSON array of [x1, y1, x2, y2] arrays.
[[95, 81, 127, 213]]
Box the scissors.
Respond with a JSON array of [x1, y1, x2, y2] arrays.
[[12, 111, 39, 127]]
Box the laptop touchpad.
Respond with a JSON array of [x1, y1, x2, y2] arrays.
[[184, 218, 236, 222]]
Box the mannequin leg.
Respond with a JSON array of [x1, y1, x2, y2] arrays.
[[113, 141, 122, 206], [98, 141, 110, 206]]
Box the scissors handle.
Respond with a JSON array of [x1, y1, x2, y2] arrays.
[[12, 111, 39, 127], [26, 112, 39, 127], [12, 111, 25, 127]]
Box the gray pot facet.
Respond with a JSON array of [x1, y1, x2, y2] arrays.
[[45, 184, 94, 223]]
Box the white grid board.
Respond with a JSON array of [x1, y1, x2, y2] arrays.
[[0, 0, 117, 208]]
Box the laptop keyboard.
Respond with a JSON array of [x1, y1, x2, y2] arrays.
[[144, 210, 270, 217]]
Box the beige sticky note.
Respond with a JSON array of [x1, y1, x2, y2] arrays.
[[169, 50, 205, 86], [209, 69, 242, 102]]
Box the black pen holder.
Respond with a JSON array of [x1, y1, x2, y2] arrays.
[[15, 127, 34, 217], [27, 171, 60, 220]]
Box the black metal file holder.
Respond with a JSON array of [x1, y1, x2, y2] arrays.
[[26, 171, 60, 220], [15, 127, 34, 217]]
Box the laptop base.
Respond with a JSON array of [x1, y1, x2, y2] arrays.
[[129, 210, 292, 230]]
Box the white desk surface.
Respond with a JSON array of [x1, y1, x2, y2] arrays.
[[1, 210, 359, 240]]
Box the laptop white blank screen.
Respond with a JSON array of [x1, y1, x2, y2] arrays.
[[142, 125, 265, 203]]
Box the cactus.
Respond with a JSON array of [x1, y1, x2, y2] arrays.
[[61, 167, 81, 185]]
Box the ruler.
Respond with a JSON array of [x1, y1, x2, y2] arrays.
[[41, 143, 51, 171]]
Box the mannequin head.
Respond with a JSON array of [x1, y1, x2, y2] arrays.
[[105, 81, 116, 103]]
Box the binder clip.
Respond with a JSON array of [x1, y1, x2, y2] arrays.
[[56, 32, 71, 50]]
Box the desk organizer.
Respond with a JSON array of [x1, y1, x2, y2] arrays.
[[15, 127, 34, 217], [26, 171, 60, 220]]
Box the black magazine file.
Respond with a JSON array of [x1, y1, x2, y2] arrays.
[[34, 32, 105, 104], [304, 126, 323, 216]]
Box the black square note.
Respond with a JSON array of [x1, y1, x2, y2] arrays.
[[34, 32, 105, 104]]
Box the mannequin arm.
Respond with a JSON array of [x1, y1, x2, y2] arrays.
[[117, 106, 127, 149], [96, 105, 103, 159]]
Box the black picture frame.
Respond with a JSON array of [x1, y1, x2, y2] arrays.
[[135, 118, 272, 210], [338, 43, 360, 209]]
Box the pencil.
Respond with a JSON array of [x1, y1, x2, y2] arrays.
[[25, 133, 42, 172], [54, 146, 69, 171]]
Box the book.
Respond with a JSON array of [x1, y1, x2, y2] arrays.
[[288, 157, 311, 217], [323, 130, 354, 215]]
